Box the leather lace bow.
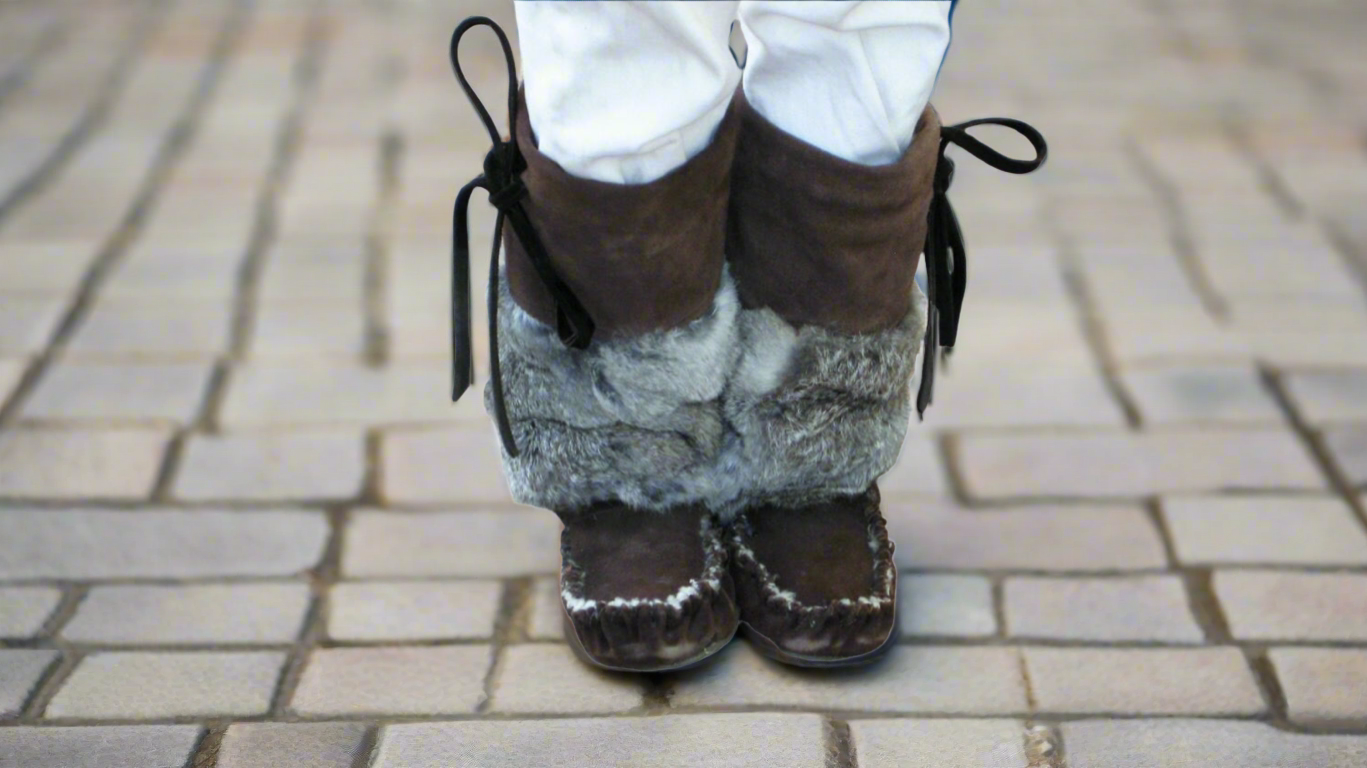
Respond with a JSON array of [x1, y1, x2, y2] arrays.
[[917, 117, 1048, 417], [449, 17, 595, 457]]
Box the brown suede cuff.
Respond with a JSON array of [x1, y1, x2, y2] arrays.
[[503, 93, 742, 338], [727, 91, 941, 333]]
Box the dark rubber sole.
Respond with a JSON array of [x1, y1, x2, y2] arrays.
[[561, 610, 738, 674], [739, 609, 899, 669]]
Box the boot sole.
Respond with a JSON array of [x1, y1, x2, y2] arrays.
[[561, 610, 737, 674], [739, 610, 899, 669]]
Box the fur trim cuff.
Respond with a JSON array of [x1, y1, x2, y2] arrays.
[[489, 269, 743, 512], [718, 284, 927, 514]]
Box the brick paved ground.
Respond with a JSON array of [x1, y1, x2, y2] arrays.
[[2, 0, 1367, 765]]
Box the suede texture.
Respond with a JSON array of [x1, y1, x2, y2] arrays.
[[730, 486, 897, 660], [559, 504, 738, 670], [726, 91, 941, 334], [504, 92, 742, 338]]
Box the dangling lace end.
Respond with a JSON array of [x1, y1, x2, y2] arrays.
[[916, 307, 939, 419]]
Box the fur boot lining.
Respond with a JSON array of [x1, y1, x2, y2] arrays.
[[717, 284, 928, 516], [489, 268, 744, 512]]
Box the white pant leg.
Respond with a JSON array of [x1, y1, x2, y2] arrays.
[[514, 1, 741, 184], [737, 0, 953, 166]]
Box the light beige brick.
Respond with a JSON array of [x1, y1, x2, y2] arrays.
[[1163, 495, 1367, 565], [899, 575, 997, 638], [1061, 719, 1367, 768], [100, 254, 240, 304], [0, 297, 66, 354], [380, 428, 510, 504], [0, 242, 94, 296], [884, 501, 1168, 571], [1024, 647, 1264, 715], [65, 305, 230, 359], [1324, 428, 1367, 488], [878, 434, 948, 498], [173, 430, 365, 501], [62, 583, 311, 645], [0, 725, 203, 768], [0, 508, 328, 579], [917, 365, 1126, 428], [1, 649, 58, 717], [671, 643, 1026, 713], [0, 427, 171, 499], [374, 714, 827, 768], [46, 652, 285, 719], [20, 362, 212, 424], [0, 357, 28, 404], [1005, 576, 1203, 642], [1285, 370, 1367, 423], [247, 306, 365, 358], [0, 586, 62, 638], [344, 510, 559, 577], [289, 646, 490, 716], [327, 581, 501, 641], [528, 576, 564, 641], [850, 719, 1028, 768], [218, 723, 369, 768], [958, 429, 1322, 498], [220, 364, 464, 426], [1214, 571, 1367, 640], [491, 645, 645, 713], [1121, 365, 1281, 425], [1269, 648, 1367, 726]]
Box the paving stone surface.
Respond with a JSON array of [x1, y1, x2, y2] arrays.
[[3, 0, 1366, 763], [62, 583, 311, 645], [0, 725, 204, 768], [0, 508, 328, 579], [45, 652, 285, 719], [884, 501, 1168, 571], [1214, 570, 1367, 641], [173, 430, 366, 501], [849, 719, 1028, 768], [1003, 575, 1203, 642], [1163, 495, 1367, 565], [1060, 719, 1367, 768], [1268, 647, 1367, 726], [374, 714, 828, 768], [1324, 427, 1367, 488], [899, 575, 997, 638], [957, 430, 1323, 499], [343, 510, 560, 577], [490, 645, 645, 714], [1120, 365, 1282, 425], [19, 362, 213, 424], [0, 586, 62, 639], [1023, 647, 1264, 715], [289, 646, 491, 716], [0, 427, 171, 499], [0, 649, 58, 717], [380, 428, 512, 504], [218, 722, 370, 768], [327, 580, 501, 641]]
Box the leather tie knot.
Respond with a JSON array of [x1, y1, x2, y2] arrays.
[[933, 154, 955, 194], [448, 17, 597, 458]]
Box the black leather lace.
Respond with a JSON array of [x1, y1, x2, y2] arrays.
[[449, 17, 596, 457], [917, 117, 1047, 418]]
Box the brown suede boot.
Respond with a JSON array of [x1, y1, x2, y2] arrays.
[[722, 91, 1045, 667], [449, 19, 741, 672]]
